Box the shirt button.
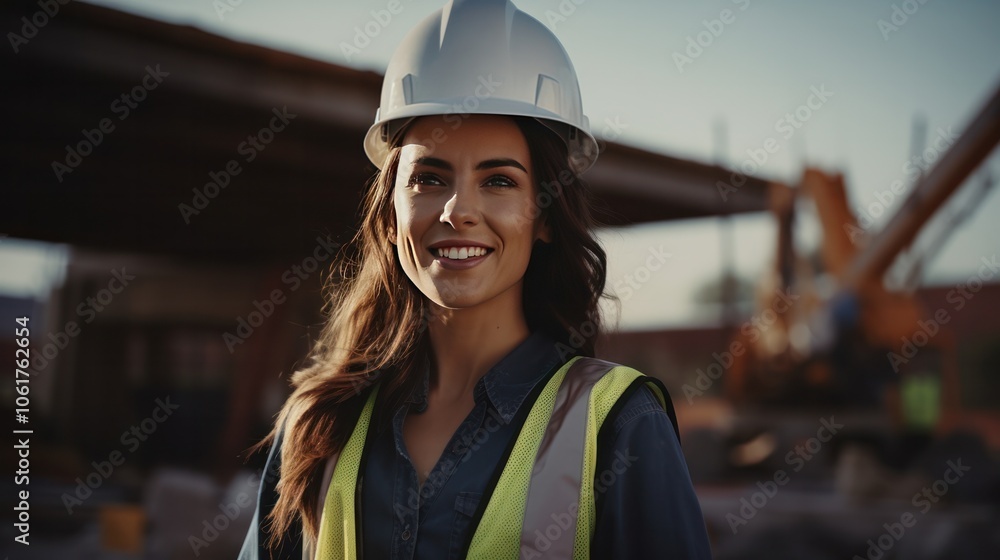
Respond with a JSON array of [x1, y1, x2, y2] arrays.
[[401, 529, 411, 541]]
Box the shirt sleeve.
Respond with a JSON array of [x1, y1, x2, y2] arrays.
[[591, 383, 713, 559]]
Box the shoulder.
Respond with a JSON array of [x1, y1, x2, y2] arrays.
[[610, 382, 668, 431], [602, 379, 674, 442], [562, 357, 679, 446], [584, 360, 679, 446], [592, 369, 690, 490]]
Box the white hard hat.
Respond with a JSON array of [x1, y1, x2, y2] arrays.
[[363, 0, 598, 173]]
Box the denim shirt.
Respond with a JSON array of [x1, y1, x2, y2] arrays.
[[360, 331, 712, 559], [239, 331, 712, 559]]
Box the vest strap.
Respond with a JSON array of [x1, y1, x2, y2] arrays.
[[315, 384, 380, 559]]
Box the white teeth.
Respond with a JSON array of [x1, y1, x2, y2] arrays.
[[435, 246, 488, 260]]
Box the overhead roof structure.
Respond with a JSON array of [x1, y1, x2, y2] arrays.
[[0, 0, 771, 262]]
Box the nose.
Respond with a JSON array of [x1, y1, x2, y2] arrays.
[[439, 182, 480, 229]]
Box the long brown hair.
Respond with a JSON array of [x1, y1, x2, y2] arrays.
[[250, 116, 611, 549]]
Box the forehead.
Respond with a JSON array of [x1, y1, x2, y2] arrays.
[[399, 114, 530, 167]]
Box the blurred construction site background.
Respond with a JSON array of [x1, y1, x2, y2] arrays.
[[1, 0, 999, 558]]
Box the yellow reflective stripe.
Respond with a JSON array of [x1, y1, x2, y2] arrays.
[[316, 384, 379, 560]]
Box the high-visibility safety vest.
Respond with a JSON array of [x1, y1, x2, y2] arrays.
[[315, 355, 678, 560], [900, 371, 940, 432]]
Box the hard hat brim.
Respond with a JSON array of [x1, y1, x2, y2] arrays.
[[363, 99, 599, 174]]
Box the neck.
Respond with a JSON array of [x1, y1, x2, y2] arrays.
[[425, 286, 530, 405]]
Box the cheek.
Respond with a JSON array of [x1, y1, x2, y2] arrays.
[[496, 194, 541, 244], [392, 195, 436, 264], [393, 192, 416, 238]]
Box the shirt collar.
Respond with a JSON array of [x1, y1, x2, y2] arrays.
[[404, 330, 565, 424]]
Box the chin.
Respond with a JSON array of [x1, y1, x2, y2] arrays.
[[429, 292, 486, 310]]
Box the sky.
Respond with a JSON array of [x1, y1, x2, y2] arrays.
[[3, 0, 999, 330]]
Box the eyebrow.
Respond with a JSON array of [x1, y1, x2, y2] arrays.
[[413, 156, 528, 173], [478, 158, 528, 173]]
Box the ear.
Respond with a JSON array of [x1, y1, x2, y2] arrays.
[[388, 223, 397, 245], [535, 216, 552, 243]]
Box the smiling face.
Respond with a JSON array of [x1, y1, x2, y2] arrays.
[[391, 114, 550, 311]]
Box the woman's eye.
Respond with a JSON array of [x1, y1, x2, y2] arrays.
[[408, 173, 444, 187], [484, 175, 517, 188]]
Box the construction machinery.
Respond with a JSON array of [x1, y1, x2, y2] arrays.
[[725, 82, 1000, 441]]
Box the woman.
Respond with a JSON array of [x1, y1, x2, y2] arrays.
[[241, 1, 711, 558]]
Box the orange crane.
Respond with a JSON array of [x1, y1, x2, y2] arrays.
[[726, 82, 1000, 442]]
